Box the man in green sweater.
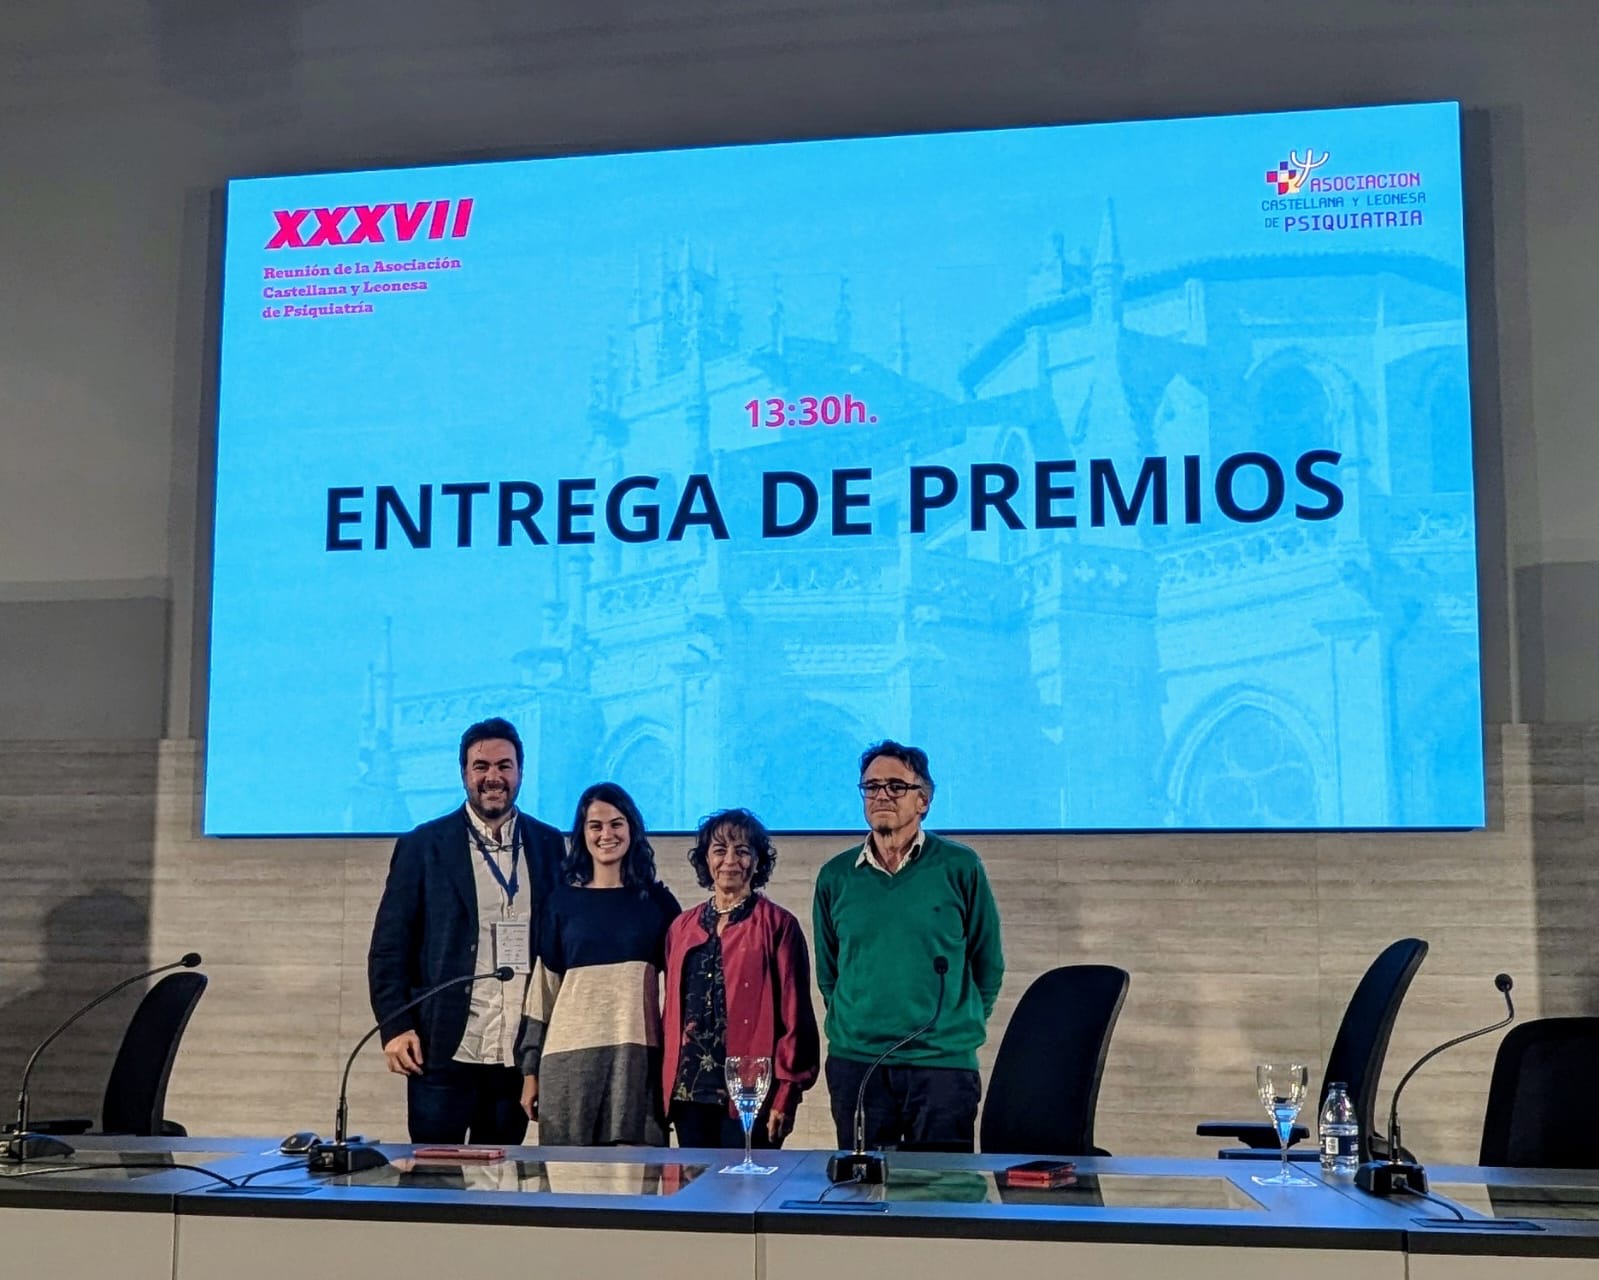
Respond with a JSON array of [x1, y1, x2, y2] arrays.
[[812, 740, 1004, 1152]]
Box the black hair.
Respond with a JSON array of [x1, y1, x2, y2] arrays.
[[687, 808, 777, 892], [858, 739, 935, 799], [564, 781, 659, 890], [459, 717, 524, 770]]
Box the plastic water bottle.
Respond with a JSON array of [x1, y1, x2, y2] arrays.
[[1319, 1082, 1359, 1174]]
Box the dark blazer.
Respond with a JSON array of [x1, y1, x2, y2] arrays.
[[367, 806, 566, 1058]]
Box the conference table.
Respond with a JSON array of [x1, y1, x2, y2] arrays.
[[4, 1138, 1599, 1279]]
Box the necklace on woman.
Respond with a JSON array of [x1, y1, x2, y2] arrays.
[[710, 893, 752, 916]]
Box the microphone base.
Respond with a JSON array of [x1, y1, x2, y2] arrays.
[[1, 1133, 75, 1163], [307, 1140, 390, 1176], [1356, 1160, 1429, 1196], [827, 1150, 887, 1185]]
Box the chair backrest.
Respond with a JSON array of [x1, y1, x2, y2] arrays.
[[100, 971, 208, 1136], [1321, 937, 1427, 1162], [1479, 1017, 1599, 1169], [980, 964, 1129, 1156]]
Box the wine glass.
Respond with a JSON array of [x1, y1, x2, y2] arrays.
[[1251, 1061, 1317, 1187], [720, 1055, 777, 1175]]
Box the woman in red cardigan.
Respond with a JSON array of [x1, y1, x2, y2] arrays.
[[662, 808, 820, 1148]]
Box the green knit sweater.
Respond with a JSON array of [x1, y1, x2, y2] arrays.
[[812, 831, 1005, 1070]]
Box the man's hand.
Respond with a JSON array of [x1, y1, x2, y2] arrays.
[[521, 1075, 539, 1121], [382, 1031, 424, 1075], [767, 1108, 793, 1143]]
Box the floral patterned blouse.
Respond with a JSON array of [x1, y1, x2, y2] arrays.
[[671, 895, 756, 1104]]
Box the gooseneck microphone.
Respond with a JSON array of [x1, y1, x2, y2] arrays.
[[827, 956, 949, 1185], [4, 952, 203, 1163], [306, 966, 515, 1175], [1355, 972, 1515, 1197]]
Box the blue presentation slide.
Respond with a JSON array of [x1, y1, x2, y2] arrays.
[[207, 100, 1484, 834]]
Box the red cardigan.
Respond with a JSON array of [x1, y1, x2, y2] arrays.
[[661, 893, 821, 1121]]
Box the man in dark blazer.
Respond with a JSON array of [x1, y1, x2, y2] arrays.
[[368, 717, 566, 1143]]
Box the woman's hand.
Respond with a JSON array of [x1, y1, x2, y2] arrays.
[[766, 1108, 793, 1143], [520, 1075, 539, 1122]]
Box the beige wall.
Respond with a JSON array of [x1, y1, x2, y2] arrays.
[[4, 726, 1586, 1161]]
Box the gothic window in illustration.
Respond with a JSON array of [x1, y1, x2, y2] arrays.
[[1424, 363, 1472, 494], [1384, 348, 1472, 496], [726, 698, 866, 830], [1246, 355, 1333, 464], [604, 729, 677, 833], [1151, 374, 1209, 463], [1397, 674, 1481, 825], [1176, 702, 1319, 828]]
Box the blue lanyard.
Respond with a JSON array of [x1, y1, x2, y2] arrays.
[[468, 820, 520, 905]]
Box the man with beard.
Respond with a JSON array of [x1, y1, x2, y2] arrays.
[[368, 717, 565, 1143], [812, 740, 1004, 1153]]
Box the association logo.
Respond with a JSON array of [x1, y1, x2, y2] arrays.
[[265, 198, 475, 251], [1260, 145, 1428, 233], [1265, 149, 1330, 196]]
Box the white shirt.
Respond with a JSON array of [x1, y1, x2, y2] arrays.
[[452, 806, 533, 1066], [855, 827, 928, 876]]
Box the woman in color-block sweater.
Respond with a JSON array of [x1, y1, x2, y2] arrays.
[[516, 782, 680, 1146]]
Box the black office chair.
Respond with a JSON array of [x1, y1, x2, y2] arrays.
[[980, 964, 1129, 1157], [1198, 937, 1427, 1161], [31, 971, 208, 1137], [1479, 1017, 1599, 1169]]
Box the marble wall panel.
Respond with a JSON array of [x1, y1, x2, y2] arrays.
[[1, 724, 1592, 1164], [0, 741, 159, 1121]]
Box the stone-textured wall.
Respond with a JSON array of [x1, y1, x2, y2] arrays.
[[7, 726, 1589, 1159]]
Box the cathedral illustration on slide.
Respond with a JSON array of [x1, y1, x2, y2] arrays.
[[348, 205, 1478, 832]]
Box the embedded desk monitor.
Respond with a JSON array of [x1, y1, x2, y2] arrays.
[[206, 100, 1482, 834]]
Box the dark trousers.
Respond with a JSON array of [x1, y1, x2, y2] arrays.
[[669, 1099, 785, 1150], [406, 1059, 529, 1145], [826, 1055, 981, 1152]]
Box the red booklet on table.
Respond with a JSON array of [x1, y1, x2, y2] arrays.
[[997, 1159, 1077, 1189]]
